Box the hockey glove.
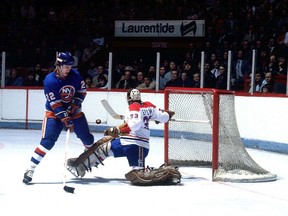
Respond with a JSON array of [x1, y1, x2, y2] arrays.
[[66, 103, 79, 116], [67, 97, 83, 116], [61, 116, 74, 132]]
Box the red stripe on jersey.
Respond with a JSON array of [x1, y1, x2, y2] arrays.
[[35, 147, 46, 157]]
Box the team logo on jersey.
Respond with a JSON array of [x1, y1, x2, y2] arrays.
[[59, 85, 75, 103]]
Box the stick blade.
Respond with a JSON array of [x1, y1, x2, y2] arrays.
[[101, 99, 124, 120], [63, 185, 75, 194]]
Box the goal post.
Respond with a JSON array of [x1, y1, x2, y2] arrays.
[[164, 87, 277, 182]]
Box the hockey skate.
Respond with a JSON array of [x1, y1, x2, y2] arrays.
[[66, 158, 86, 178], [23, 166, 36, 184]]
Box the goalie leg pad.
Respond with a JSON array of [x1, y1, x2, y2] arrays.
[[67, 158, 87, 178], [125, 164, 181, 186], [66, 140, 112, 178]]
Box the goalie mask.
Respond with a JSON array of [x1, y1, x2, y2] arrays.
[[127, 89, 141, 103]]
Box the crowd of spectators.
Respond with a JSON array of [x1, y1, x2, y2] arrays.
[[1, 0, 288, 93]]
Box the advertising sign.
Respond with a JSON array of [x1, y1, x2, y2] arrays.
[[115, 20, 205, 37]]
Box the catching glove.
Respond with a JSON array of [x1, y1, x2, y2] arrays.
[[104, 126, 120, 138]]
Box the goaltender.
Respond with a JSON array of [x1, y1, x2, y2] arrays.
[[67, 89, 181, 185]]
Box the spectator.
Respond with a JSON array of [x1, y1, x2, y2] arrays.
[[87, 60, 98, 79], [164, 61, 177, 82], [147, 65, 156, 81], [219, 51, 229, 69], [262, 84, 273, 93], [215, 66, 227, 90], [191, 72, 201, 88], [159, 66, 167, 90], [92, 65, 108, 87], [202, 41, 216, 60], [165, 70, 182, 88], [262, 70, 286, 94], [161, 59, 170, 72], [242, 24, 258, 46], [204, 62, 216, 88], [257, 49, 270, 74], [5, 68, 24, 86], [210, 60, 220, 78], [267, 54, 278, 75], [33, 64, 45, 86], [276, 56, 287, 75], [208, 53, 218, 66], [264, 9, 278, 37], [224, 11, 239, 38], [137, 75, 156, 90], [180, 71, 193, 87], [182, 61, 193, 81], [96, 74, 108, 89], [24, 71, 39, 86], [231, 50, 251, 90], [117, 70, 137, 89], [276, 26, 287, 47], [83, 74, 96, 88], [249, 72, 264, 93], [135, 71, 145, 87], [240, 40, 252, 61], [267, 38, 280, 57], [214, 28, 229, 55]]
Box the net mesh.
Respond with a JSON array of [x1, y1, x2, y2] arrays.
[[166, 89, 277, 182]]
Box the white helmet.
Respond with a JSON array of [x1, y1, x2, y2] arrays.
[[127, 89, 141, 102]]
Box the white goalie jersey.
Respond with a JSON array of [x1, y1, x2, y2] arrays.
[[119, 101, 170, 149]]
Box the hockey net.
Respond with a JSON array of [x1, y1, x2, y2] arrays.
[[164, 88, 276, 182]]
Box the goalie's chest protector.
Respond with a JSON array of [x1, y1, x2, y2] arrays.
[[121, 102, 157, 149]]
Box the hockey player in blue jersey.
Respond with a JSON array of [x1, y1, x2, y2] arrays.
[[23, 52, 94, 184]]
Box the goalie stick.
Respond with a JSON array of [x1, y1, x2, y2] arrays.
[[101, 99, 125, 120], [101, 99, 209, 124]]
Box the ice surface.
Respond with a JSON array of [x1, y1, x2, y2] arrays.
[[0, 129, 287, 216]]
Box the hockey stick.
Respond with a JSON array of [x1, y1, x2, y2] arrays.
[[63, 129, 75, 194], [101, 99, 125, 120], [101, 99, 208, 124]]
